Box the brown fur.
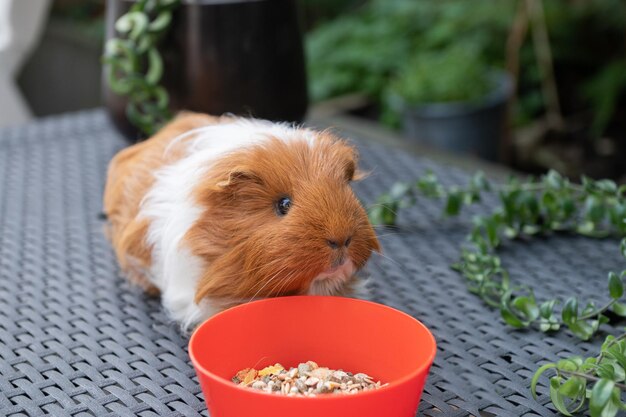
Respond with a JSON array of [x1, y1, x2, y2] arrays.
[[103, 112, 225, 293]]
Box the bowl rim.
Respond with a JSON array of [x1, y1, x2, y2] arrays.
[[188, 296, 437, 401]]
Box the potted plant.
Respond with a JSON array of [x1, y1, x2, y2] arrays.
[[103, 0, 308, 139], [386, 45, 512, 162]]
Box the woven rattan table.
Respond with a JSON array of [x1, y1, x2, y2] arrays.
[[0, 110, 622, 417]]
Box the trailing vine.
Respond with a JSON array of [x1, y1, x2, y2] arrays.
[[368, 170, 626, 415], [532, 333, 626, 416], [103, 0, 180, 135]]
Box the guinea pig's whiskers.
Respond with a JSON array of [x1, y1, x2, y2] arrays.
[[273, 270, 299, 297], [269, 274, 290, 297], [367, 202, 400, 213], [214, 258, 285, 284], [246, 265, 289, 304], [370, 251, 413, 278], [241, 259, 287, 294], [372, 231, 402, 240]]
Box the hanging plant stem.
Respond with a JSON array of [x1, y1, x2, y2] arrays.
[[103, 0, 181, 136]]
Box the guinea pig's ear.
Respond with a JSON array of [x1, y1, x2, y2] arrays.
[[345, 148, 368, 182], [216, 167, 262, 189]]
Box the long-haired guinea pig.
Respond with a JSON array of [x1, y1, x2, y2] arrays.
[[103, 112, 380, 330]]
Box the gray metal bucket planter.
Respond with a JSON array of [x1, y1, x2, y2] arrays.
[[401, 71, 513, 162]]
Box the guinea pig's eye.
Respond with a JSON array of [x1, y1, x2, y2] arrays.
[[276, 197, 292, 216]]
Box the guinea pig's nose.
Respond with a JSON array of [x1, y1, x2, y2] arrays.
[[326, 236, 352, 249]]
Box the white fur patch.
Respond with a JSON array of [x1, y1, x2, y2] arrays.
[[138, 118, 316, 331], [308, 260, 356, 296]]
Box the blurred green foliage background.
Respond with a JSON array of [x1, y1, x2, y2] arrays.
[[46, 0, 626, 150], [304, 0, 626, 137]]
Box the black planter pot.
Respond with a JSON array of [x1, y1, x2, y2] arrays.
[[103, 0, 309, 140], [401, 71, 513, 162]]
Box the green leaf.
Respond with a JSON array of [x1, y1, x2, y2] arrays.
[[601, 335, 617, 351], [522, 193, 540, 222], [522, 224, 541, 235], [368, 205, 383, 225], [126, 101, 156, 134], [389, 182, 412, 200], [416, 172, 442, 198], [611, 360, 626, 382], [485, 216, 501, 248], [577, 220, 596, 235], [464, 190, 480, 205], [604, 349, 626, 372], [558, 376, 585, 398], [589, 379, 615, 417], [562, 297, 579, 325], [511, 295, 539, 322], [599, 314, 610, 326], [582, 301, 597, 316], [542, 191, 560, 225], [557, 357, 583, 371], [595, 179, 618, 194], [368, 199, 398, 226], [445, 189, 463, 216], [503, 226, 518, 238], [596, 363, 616, 380], [584, 195, 606, 224], [550, 377, 574, 416], [135, 35, 153, 54], [499, 189, 517, 217], [145, 48, 164, 86], [540, 321, 561, 332], [561, 198, 577, 220], [599, 397, 619, 417], [151, 86, 170, 111], [542, 190, 557, 207], [129, 0, 147, 12], [582, 175, 594, 191], [148, 10, 172, 33], [531, 363, 557, 399], [568, 320, 595, 340], [611, 302, 626, 317], [106, 63, 135, 95], [115, 11, 149, 40], [539, 299, 561, 332], [621, 238, 626, 259], [500, 304, 527, 328], [545, 170, 564, 189], [540, 299, 559, 319], [470, 171, 490, 191], [608, 203, 625, 229], [608, 271, 623, 299]]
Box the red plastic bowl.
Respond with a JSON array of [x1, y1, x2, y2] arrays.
[[188, 296, 436, 417]]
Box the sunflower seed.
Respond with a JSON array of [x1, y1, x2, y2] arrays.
[[251, 381, 266, 390], [295, 379, 307, 392], [305, 377, 319, 386], [298, 363, 312, 376]]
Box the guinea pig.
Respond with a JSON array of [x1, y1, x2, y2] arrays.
[[103, 112, 380, 331]]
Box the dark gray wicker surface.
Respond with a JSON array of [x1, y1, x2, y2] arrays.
[[0, 110, 622, 417]]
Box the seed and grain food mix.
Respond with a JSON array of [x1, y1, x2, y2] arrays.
[[232, 360, 387, 396]]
